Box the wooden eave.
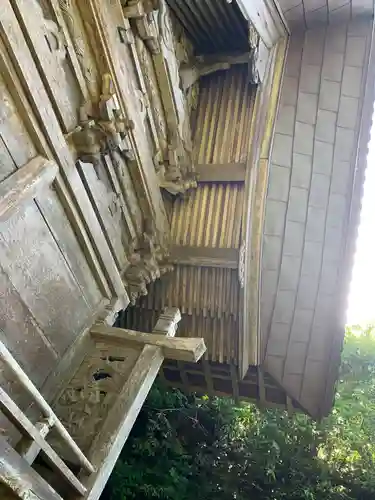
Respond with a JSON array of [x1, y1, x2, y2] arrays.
[[239, 37, 289, 379]]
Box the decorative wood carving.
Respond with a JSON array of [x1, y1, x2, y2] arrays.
[[135, 36, 168, 166], [123, 0, 160, 54], [58, 0, 97, 96], [123, 0, 196, 194], [54, 345, 140, 452], [180, 52, 253, 91], [124, 228, 173, 304], [71, 73, 135, 163], [53, 308, 186, 455]]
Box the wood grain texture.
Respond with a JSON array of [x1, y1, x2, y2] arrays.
[[0, 435, 63, 500], [91, 325, 206, 362], [0, 201, 93, 356], [0, 1, 127, 301], [0, 157, 57, 222], [0, 34, 112, 302], [77, 160, 128, 272], [0, 72, 37, 171], [170, 245, 240, 268], [196, 163, 246, 182], [37, 185, 104, 310], [11, 0, 80, 133], [0, 266, 57, 389], [0, 386, 86, 495], [82, 345, 164, 500]]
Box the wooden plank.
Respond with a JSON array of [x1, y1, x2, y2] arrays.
[[0, 341, 94, 474], [196, 163, 246, 183], [0, 156, 57, 222], [37, 185, 104, 309], [82, 345, 164, 500], [102, 154, 137, 243], [53, 174, 112, 300], [76, 160, 128, 272], [16, 420, 51, 464], [0, 386, 86, 495], [0, 39, 112, 301], [0, 435, 63, 500], [0, 70, 37, 171], [91, 325, 206, 362], [11, 0, 79, 133], [0, 200, 94, 356], [170, 245, 239, 269], [0, 2, 128, 301], [0, 267, 58, 388]]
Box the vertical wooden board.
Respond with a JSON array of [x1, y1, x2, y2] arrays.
[[12, 0, 81, 133], [106, 153, 143, 236], [0, 135, 16, 184], [0, 267, 57, 388], [102, 154, 137, 244], [36, 188, 103, 310], [0, 201, 92, 356], [0, 266, 59, 445], [77, 160, 128, 272], [0, 73, 36, 174]]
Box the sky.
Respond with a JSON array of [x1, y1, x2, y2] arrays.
[[346, 111, 375, 326]]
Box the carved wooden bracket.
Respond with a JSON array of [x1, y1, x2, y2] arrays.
[[70, 74, 135, 163], [124, 229, 173, 304], [180, 52, 251, 91], [123, 0, 160, 54], [179, 22, 260, 90]]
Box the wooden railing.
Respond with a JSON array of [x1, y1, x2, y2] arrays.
[[0, 341, 94, 498], [0, 309, 206, 499]]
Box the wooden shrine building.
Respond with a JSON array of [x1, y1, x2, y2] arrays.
[[0, 0, 373, 498]]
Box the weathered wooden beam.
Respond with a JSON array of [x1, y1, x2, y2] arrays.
[[91, 325, 206, 363], [82, 345, 164, 500], [0, 435, 63, 500], [0, 157, 57, 222], [0, 387, 86, 495], [0, 341, 94, 474], [16, 420, 51, 465], [170, 245, 239, 269], [196, 163, 246, 183]]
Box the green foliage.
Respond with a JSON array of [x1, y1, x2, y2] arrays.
[[103, 325, 375, 500]]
